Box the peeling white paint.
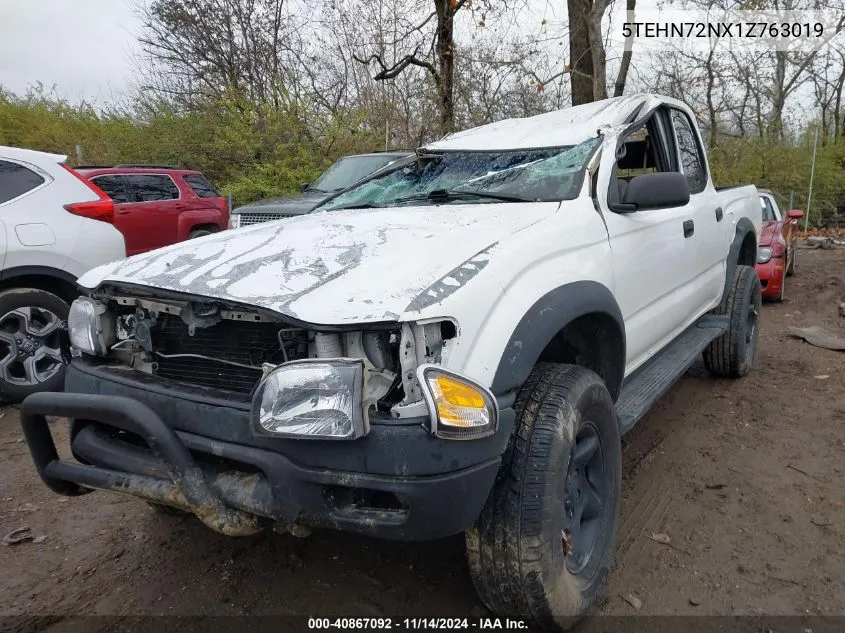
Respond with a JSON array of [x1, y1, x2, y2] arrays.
[[424, 95, 652, 152], [78, 204, 557, 325]]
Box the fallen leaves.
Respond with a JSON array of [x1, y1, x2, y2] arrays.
[[623, 593, 643, 610]]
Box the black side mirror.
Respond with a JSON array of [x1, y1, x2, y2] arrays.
[[616, 172, 690, 213], [299, 183, 310, 193]]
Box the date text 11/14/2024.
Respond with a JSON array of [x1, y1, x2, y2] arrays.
[[307, 618, 529, 630]]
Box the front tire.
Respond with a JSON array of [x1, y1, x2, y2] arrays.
[[786, 246, 796, 277], [0, 288, 69, 404], [466, 364, 622, 630], [703, 265, 761, 378]]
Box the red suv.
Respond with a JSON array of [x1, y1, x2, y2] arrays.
[[76, 165, 229, 256]]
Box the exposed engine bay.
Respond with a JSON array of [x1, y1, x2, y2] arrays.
[[88, 292, 456, 419]]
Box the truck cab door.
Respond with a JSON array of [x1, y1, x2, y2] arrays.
[[601, 110, 701, 372], [666, 108, 725, 311]]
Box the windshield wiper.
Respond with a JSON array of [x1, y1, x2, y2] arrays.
[[391, 189, 530, 205], [435, 189, 530, 202]]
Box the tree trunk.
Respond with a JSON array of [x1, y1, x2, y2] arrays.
[[705, 47, 717, 148], [587, 4, 608, 101], [613, 0, 636, 97], [567, 0, 594, 106], [834, 54, 844, 139], [434, 0, 456, 133]]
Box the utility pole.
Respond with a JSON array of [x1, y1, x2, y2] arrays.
[[803, 123, 819, 233]]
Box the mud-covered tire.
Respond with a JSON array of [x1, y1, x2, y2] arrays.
[[703, 265, 761, 378], [466, 363, 622, 630], [0, 288, 70, 404]]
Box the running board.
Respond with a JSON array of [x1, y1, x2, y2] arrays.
[[615, 314, 729, 434]]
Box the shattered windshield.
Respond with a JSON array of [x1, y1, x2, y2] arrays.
[[316, 138, 599, 210], [310, 154, 403, 193]]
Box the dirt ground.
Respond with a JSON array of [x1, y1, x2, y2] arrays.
[[1, 248, 844, 629]]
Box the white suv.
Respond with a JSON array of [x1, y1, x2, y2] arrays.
[[0, 146, 125, 402]]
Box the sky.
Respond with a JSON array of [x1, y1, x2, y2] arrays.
[[0, 0, 833, 116], [0, 0, 649, 104], [0, 0, 141, 101]]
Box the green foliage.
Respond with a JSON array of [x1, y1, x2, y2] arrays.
[[0, 87, 381, 207], [2, 85, 842, 220], [710, 135, 845, 226]]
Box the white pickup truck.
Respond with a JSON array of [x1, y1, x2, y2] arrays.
[[21, 94, 761, 629]]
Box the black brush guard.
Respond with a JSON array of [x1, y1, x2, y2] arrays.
[[20, 392, 264, 536]]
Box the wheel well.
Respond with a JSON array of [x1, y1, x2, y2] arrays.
[[0, 275, 78, 305], [738, 231, 757, 267], [537, 312, 625, 400], [189, 223, 222, 234]]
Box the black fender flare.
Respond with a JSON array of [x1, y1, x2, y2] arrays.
[[0, 266, 80, 304], [723, 217, 757, 302], [490, 280, 626, 401], [0, 266, 78, 286]]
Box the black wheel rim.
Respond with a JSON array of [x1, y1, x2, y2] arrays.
[[562, 422, 605, 574], [745, 297, 759, 365]]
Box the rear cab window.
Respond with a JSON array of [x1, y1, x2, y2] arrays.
[[0, 159, 46, 205], [183, 174, 219, 198], [125, 174, 180, 202]]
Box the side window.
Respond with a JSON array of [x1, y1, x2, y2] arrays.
[[91, 175, 130, 204], [0, 160, 46, 204], [126, 175, 179, 202], [669, 109, 707, 193], [760, 196, 775, 222], [183, 174, 219, 198], [768, 196, 782, 221], [613, 113, 675, 203], [761, 196, 783, 221]]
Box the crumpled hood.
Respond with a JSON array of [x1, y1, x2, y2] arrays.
[[234, 191, 327, 216], [79, 204, 555, 325], [759, 220, 782, 247]]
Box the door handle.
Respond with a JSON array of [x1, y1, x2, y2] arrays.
[[715, 207, 723, 222], [683, 219, 695, 238]]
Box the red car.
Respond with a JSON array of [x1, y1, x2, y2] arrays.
[[77, 165, 229, 256], [755, 189, 803, 301]]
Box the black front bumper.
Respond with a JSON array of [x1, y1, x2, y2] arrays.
[[20, 361, 514, 541]]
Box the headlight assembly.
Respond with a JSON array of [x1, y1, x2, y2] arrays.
[[251, 359, 367, 440], [68, 297, 115, 356], [757, 247, 772, 263], [417, 364, 498, 440]]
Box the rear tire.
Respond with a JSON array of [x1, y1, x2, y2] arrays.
[[703, 265, 761, 378], [0, 289, 69, 404], [466, 363, 622, 630]]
